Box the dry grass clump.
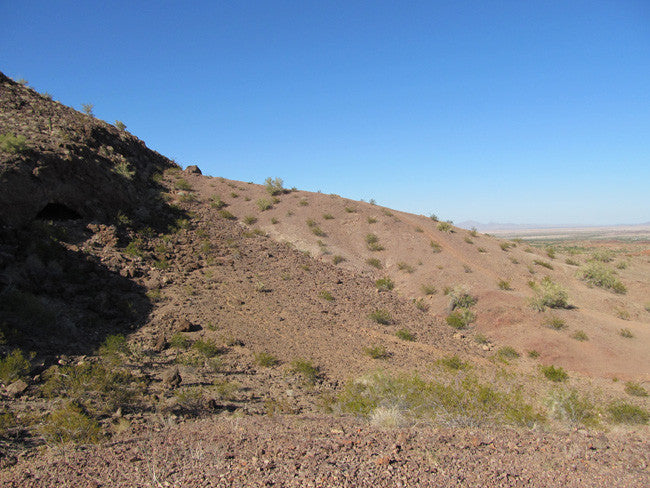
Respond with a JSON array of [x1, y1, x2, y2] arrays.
[[0, 349, 31, 385], [255, 352, 279, 367], [607, 401, 649, 425], [289, 359, 319, 385], [364, 344, 389, 359], [366, 257, 382, 269], [624, 382, 648, 397], [365, 233, 384, 251], [369, 309, 393, 325], [374, 277, 394, 291], [395, 329, 415, 341], [541, 365, 568, 382]]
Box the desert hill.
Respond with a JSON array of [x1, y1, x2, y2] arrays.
[[0, 72, 648, 486]]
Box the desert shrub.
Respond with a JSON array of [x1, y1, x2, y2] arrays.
[[619, 328, 634, 338], [381, 208, 392, 215], [364, 344, 389, 359], [319, 290, 335, 301], [565, 258, 579, 266], [530, 277, 569, 311], [578, 262, 626, 294], [428, 240, 442, 253], [546, 247, 556, 259], [264, 177, 285, 195], [527, 350, 540, 358], [541, 365, 568, 382], [413, 298, 428, 311], [41, 403, 102, 444], [421, 284, 436, 295], [546, 388, 598, 427], [369, 309, 393, 325], [254, 352, 279, 367], [256, 199, 272, 211], [366, 258, 382, 269], [289, 359, 319, 384], [375, 277, 394, 291], [571, 330, 589, 341], [337, 371, 543, 428], [624, 382, 648, 397], [500, 242, 512, 251], [42, 363, 141, 416], [218, 209, 237, 220], [607, 401, 649, 425], [446, 308, 476, 329], [437, 222, 452, 232], [113, 161, 135, 179], [97, 334, 129, 363], [497, 279, 511, 290], [464, 236, 474, 244], [192, 339, 220, 357], [477, 247, 487, 253], [311, 225, 326, 237], [332, 255, 345, 264], [448, 286, 477, 311], [589, 249, 614, 263], [114, 120, 126, 131], [82, 103, 94, 116], [170, 333, 190, 350], [173, 387, 206, 414], [397, 262, 414, 273], [0, 349, 31, 384], [243, 216, 257, 225], [344, 206, 356, 213], [437, 355, 469, 371], [365, 233, 384, 251], [543, 315, 566, 330], [322, 213, 334, 220], [496, 346, 519, 361], [367, 217, 377, 224], [125, 238, 145, 258], [615, 261, 628, 270], [474, 334, 489, 345], [174, 178, 192, 191], [533, 259, 554, 270], [395, 329, 415, 341], [270, 217, 279, 224], [616, 308, 630, 320]]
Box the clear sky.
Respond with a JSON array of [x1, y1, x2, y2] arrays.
[[2, 1, 649, 225]]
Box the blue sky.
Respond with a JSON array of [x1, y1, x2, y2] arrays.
[[2, 1, 649, 225]]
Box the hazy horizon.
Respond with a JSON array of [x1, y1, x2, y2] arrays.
[[2, 1, 649, 225]]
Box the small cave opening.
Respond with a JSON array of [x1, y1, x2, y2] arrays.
[[36, 202, 82, 221]]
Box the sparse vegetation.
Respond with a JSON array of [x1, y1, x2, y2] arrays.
[[533, 259, 554, 270], [344, 206, 356, 213], [496, 346, 519, 362], [541, 365, 568, 382], [255, 352, 279, 367], [256, 198, 273, 211], [446, 308, 476, 329], [530, 277, 569, 311], [369, 309, 393, 325], [175, 178, 193, 191], [437, 355, 469, 371], [395, 329, 415, 341], [365, 233, 384, 251], [322, 213, 334, 220], [41, 403, 102, 444], [243, 215, 257, 225], [375, 277, 394, 291], [607, 401, 649, 425], [546, 388, 598, 426], [332, 255, 345, 264], [543, 315, 566, 331], [364, 344, 389, 359], [289, 359, 319, 385], [497, 279, 511, 290], [413, 298, 428, 311], [114, 120, 126, 131], [421, 284, 437, 295], [264, 177, 286, 195], [619, 328, 634, 338], [0, 133, 28, 153], [578, 262, 626, 294], [82, 103, 94, 116], [448, 286, 477, 310], [500, 242, 512, 251], [366, 257, 382, 269], [437, 221, 452, 232], [0, 349, 31, 385], [218, 209, 237, 220], [430, 240, 442, 253], [571, 330, 589, 341], [397, 262, 415, 273], [624, 382, 648, 397], [589, 249, 614, 263], [319, 290, 335, 301]]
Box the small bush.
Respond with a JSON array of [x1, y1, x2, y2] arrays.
[[82, 103, 94, 116], [497, 279, 511, 290], [115, 120, 127, 131], [624, 382, 648, 397], [364, 344, 389, 359], [438, 355, 469, 371], [289, 359, 319, 384], [175, 179, 192, 191], [500, 242, 512, 251], [541, 365, 568, 382], [464, 236, 474, 244], [218, 209, 237, 220], [421, 284, 436, 295], [332, 254, 345, 264], [322, 213, 334, 220], [474, 334, 489, 345], [395, 329, 415, 341], [429, 240, 442, 253], [578, 262, 626, 294], [533, 259, 554, 270], [571, 330, 589, 341], [374, 277, 395, 291], [365, 233, 384, 251], [543, 315, 566, 330], [366, 258, 382, 269], [97, 334, 129, 363], [344, 206, 356, 213], [192, 339, 220, 357], [546, 388, 598, 426], [589, 249, 614, 263], [607, 401, 649, 425], [113, 161, 135, 179], [530, 277, 569, 311], [546, 247, 556, 259], [243, 215, 257, 225], [397, 262, 415, 273], [311, 225, 326, 237], [369, 309, 393, 325], [477, 247, 487, 253], [255, 352, 279, 367], [565, 258, 579, 266], [256, 199, 272, 211], [170, 333, 190, 350], [264, 177, 285, 195], [496, 346, 519, 361], [319, 290, 335, 301], [619, 328, 634, 338], [448, 286, 477, 311], [41, 403, 101, 444], [437, 222, 452, 232], [528, 350, 540, 358], [446, 308, 476, 329], [367, 217, 377, 224], [413, 298, 428, 311], [0, 349, 31, 384]]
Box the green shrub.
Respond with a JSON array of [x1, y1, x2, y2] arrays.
[[477, 247, 487, 253], [448, 286, 477, 310], [500, 242, 512, 251], [565, 258, 579, 266], [497, 279, 511, 290], [578, 262, 626, 294], [397, 262, 414, 273], [319, 290, 335, 301], [437, 222, 452, 232], [311, 225, 326, 237], [395, 329, 415, 341], [530, 277, 569, 311], [437, 355, 469, 371], [255, 352, 279, 367], [546, 388, 598, 427], [332, 255, 345, 264], [366, 258, 382, 269], [82, 103, 94, 116], [365, 233, 384, 251], [446, 308, 476, 329], [41, 403, 102, 444], [429, 240, 442, 253], [543, 315, 566, 330], [124, 238, 145, 257], [170, 333, 190, 350], [474, 334, 489, 345], [619, 328, 634, 338], [114, 120, 127, 131], [364, 344, 389, 359], [192, 339, 221, 357], [589, 249, 614, 263], [496, 346, 519, 361], [0, 349, 31, 384], [175, 179, 192, 191], [421, 284, 437, 295], [367, 217, 377, 224], [344, 206, 356, 213], [546, 247, 556, 259], [97, 334, 129, 363], [607, 401, 649, 425], [264, 177, 285, 195], [322, 213, 334, 220], [413, 298, 428, 311], [113, 161, 135, 179], [337, 371, 543, 428], [541, 365, 568, 382], [369, 309, 393, 325], [571, 330, 589, 341], [528, 350, 540, 358], [533, 259, 554, 270], [256, 199, 272, 211], [218, 209, 237, 220], [624, 382, 648, 397], [243, 215, 257, 225], [289, 359, 319, 384]]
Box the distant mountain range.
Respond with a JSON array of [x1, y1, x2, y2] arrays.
[[457, 221, 650, 232]]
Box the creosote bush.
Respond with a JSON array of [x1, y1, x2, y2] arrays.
[[446, 308, 476, 329], [541, 365, 568, 382], [364, 344, 389, 359], [255, 352, 279, 367], [264, 177, 286, 195], [530, 277, 569, 311], [448, 286, 477, 311], [41, 403, 102, 444], [365, 233, 384, 251], [256, 199, 272, 211], [337, 371, 544, 428], [546, 388, 598, 427], [366, 257, 382, 269], [0, 349, 32, 384], [369, 309, 393, 325], [0, 133, 28, 153], [289, 359, 319, 385], [607, 401, 649, 425], [578, 262, 626, 294], [395, 329, 415, 341]]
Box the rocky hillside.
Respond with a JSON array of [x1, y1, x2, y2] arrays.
[[0, 72, 648, 487]]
